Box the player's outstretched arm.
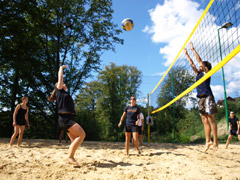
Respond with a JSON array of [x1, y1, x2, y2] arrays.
[[57, 65, 68, 89], [184, 47, 198, 75]]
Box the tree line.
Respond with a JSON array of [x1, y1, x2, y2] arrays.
[[1, 1, 233, 143], [0, 0, 123, 139]]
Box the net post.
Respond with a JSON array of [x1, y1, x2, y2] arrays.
[[118, 72, 122, 142], [147, 93, 150, 144], [217, 28, 229, 131], [171, 73, 175, 143]]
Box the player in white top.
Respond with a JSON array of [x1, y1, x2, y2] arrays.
[[138, 113, 144, 145]]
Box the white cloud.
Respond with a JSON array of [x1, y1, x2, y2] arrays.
[[197, 55, 240, 102], [214, 54, 240, 99], [137, 97, 148, 106], [211, 54, 240, 100], [143, 0, 203, 66], [144, 0, 240, 102], [227, 81, 240, 95], [184, 91, 197, 109], [143, 0, 239, 66], [223, 54, 240, 82], [211, 85, 224, 101]]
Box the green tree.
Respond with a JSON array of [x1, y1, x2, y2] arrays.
[[154, 67, 195, 136], [96, 63, 142, 141], [75, 81, 101, 140], [0, 0, 123, 138], [0, 0, 45, 137], [75, 63, 142, 141]]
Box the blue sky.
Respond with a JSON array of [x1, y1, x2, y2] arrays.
[[100, 0, 240, 107]]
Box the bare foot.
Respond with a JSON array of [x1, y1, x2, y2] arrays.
[[213, 143, 218, 151], [68, 157, 79, 166], [204, 141, 213, 152]]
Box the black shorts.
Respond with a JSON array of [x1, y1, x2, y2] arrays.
[[124, 125, 139, 133], [16, 119, 26, 126], [230, 130, 239, 136], [58, 114, 76, 131], [138, 126, 143, 134]]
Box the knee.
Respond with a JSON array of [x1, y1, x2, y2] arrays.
[[76, 127, 85, 139], [133, 134, 138, 140], [125, 136, 130, 141], [19, 130, 24, 135], [19, 132, 24, 137], [201, 116, 208, 124], [208, 115, 216, 124], [75, 131, 85, 140], [13, 130, 19, 135], [81, 131, 86, 139], [73, 124, 85, 139]]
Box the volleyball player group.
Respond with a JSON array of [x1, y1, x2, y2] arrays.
[[9, 42, 240, 166]]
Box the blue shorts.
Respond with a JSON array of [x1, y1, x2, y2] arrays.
[[124, 125, 139, 133]]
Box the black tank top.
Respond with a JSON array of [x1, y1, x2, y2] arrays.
[[16, 105, 27, 124], [55, 89, 75, 114]]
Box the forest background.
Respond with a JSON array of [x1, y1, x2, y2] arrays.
[[1, 0, 238, 143]]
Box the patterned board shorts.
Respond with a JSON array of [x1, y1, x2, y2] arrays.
[[198, 95, 217, 116]]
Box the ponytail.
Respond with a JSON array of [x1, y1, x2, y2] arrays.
[[48, 89, 56, 103], [48, 83, 58, 103]]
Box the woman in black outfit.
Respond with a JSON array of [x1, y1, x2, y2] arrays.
[[48, 65, 85, 165], [9, 96, 30, 147]]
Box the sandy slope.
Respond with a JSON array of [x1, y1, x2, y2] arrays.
[[0, 138, 239, 180]]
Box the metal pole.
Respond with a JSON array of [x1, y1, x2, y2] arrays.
[[147, 93, 150, 144], [118, 72, 122, 142], [171, 73, 175, 143], [218, 28, 229, 130]]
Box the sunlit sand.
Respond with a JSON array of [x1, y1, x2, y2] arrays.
[[0, 138, 239, 180]]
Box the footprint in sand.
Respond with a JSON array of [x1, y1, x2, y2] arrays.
[[6, 153, 17, 158], [44, 163, 51, 166], [43, 155, 51, 159], [0, 164, 8, 169], [93, 160, 100, 166]]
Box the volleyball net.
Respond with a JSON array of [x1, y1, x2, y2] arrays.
[[150, 0, 240, 114]]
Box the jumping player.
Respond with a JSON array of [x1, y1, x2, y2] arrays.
[[48, 65, 85, 165], [184, 42, 218, 152]]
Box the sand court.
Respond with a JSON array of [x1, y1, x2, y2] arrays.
[[0, 138, 240, 180]]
